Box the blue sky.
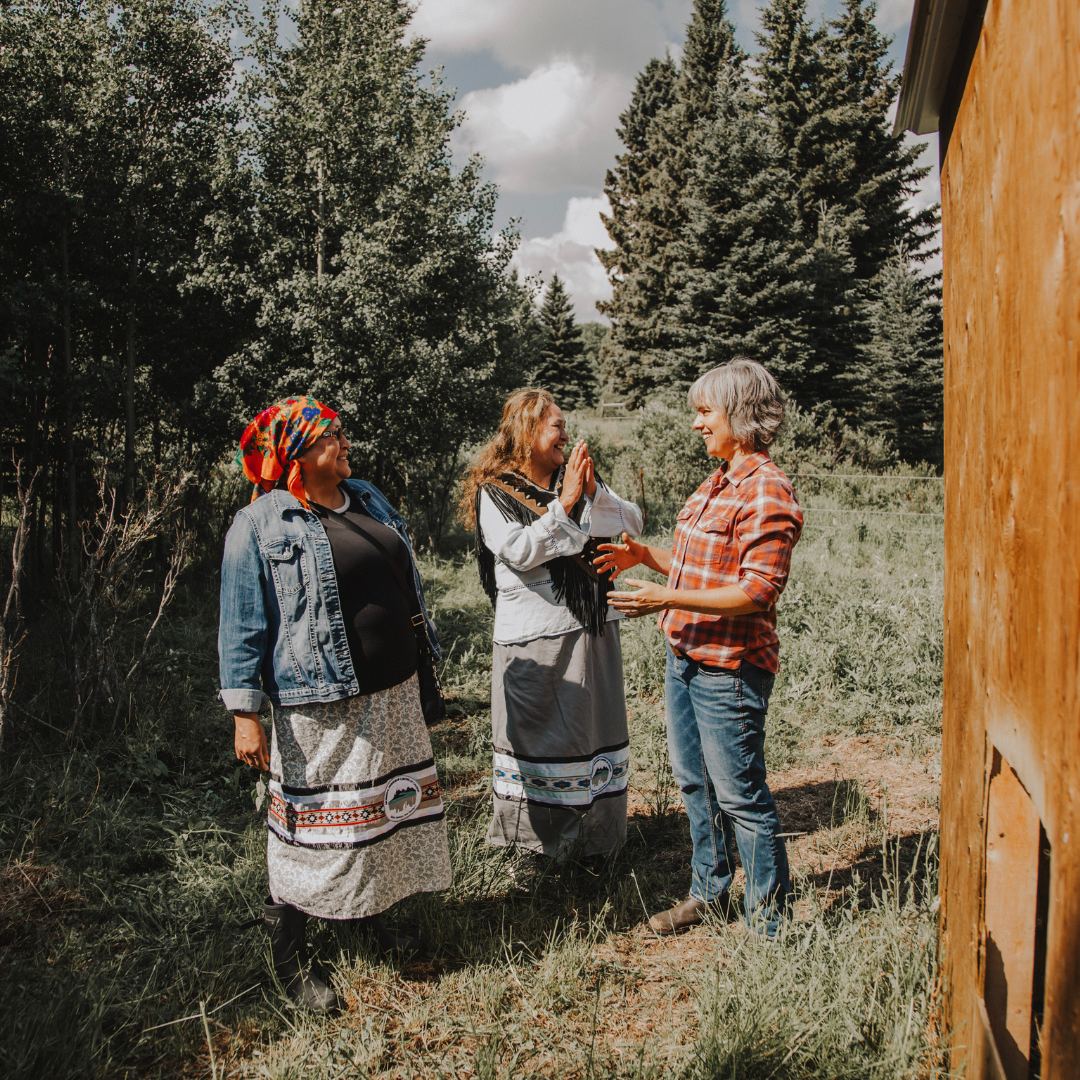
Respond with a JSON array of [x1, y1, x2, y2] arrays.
[[408, 0, 938, 321]]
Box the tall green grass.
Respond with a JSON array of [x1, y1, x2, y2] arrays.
[[0, 456, 945, 1079]]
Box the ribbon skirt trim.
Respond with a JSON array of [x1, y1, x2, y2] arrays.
[[268, 762, 443, 849], [493, 745, 630, 807]]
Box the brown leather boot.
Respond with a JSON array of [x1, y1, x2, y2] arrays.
[[647, 896, 728, 937]]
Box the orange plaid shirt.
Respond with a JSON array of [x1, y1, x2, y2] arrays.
[[659, 453, 802, 673]]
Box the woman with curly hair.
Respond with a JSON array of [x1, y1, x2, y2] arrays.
[[461, 389, 644, 867], [219, 396, 451, 1012]]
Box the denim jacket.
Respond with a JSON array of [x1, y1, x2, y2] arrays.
[[218, 478, 439, 712]]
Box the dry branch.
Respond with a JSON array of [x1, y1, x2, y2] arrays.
[[57, 466, 195, 741], [0, 458, 42, 757]]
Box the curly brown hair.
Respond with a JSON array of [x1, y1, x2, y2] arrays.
[[458, 388, 556, 529]]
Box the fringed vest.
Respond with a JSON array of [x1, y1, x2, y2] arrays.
[[474, 469, 613, 635]]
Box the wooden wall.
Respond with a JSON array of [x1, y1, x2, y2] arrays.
[[940, 0, 1080, 1076]]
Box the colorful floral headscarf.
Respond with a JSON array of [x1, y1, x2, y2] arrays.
[[236, 396, 338, 508]]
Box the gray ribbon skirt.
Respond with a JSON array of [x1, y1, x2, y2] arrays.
[[488, 624, 629, 858]]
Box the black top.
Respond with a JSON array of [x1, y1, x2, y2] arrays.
[[312, 489, 417, 695]]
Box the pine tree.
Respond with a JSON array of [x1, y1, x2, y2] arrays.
[[847, 249, 943, 465], [535, 275, 594, 410], [598, 0, 743, 405], [596, 55, 679, 405], [660, 73, 859, 406], [819, 0, 937, 281]]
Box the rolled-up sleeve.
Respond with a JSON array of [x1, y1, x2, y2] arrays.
[[581, 481, 645, 538], [218, 514, 271, 713], [479, 488, 589, 571], [735, 478, 803, 609]]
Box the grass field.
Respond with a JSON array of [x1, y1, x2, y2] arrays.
[[0, 467, 947, 1079]]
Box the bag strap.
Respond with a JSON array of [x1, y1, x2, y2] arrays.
[[317, 500, 444, 723], [320, 502, 425, 632]]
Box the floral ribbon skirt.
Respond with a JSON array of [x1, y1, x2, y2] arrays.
[[266, 675, 451, 919]]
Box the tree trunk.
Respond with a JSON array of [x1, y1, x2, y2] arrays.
[[20, 352, 41, 619], [61, 217, 77, 566], [36, 459, 49, 580], [59, 2, 77, 571], [124, 234, 140, 503], [0, 464, 41, 758], [317, 158, 325, 286]]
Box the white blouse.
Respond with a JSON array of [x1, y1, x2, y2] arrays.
[[478, 481, 645, 646]]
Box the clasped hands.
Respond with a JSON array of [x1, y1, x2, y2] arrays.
[[594, 532, 671, 617], [559, 440, 598, 513]]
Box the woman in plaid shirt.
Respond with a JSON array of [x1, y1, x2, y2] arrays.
[[596, 358, 802, 937]]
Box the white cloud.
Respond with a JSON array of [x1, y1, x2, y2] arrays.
[[512, 196, 615, 322], [412, 0, 692, 78], [874, 0, 915, 34], [410, 0, 507, 54], [452, 59, 628, 193]]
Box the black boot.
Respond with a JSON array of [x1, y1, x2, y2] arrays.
[[263, 899, 339, 1013], [352, 913, 424, 958]]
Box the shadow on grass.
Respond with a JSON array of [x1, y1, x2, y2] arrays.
[[802, 828, 939, 911], [355, 802, 695, 976], [774, 776, 878, 836]]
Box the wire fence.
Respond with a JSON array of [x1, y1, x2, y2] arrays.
[[801, 506, 943, 518], [788, 470, 945, 531], [790, 472, 943, 481]]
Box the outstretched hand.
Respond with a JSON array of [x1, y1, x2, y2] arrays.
[[608, 578, 671, 617], [593, 532, 645, 580]]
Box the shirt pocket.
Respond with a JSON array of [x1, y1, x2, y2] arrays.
[[697, 513, 733, 538], [261, 538, 309, 596]]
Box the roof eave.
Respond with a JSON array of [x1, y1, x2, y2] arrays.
[[893, 0, 974, 136]]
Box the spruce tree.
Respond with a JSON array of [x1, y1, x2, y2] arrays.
[[754, 0, 828, 228], [660, 73, 859, 406], [847, 248, 943, 465], [596, 55, 679, 405], [820, 0, 937, 281], [598, 0, 743, 405], [213, 0, 524, 500], [535, 275, 593, 411], [755, 0, 937, 295], [750, 0, 942, 408]]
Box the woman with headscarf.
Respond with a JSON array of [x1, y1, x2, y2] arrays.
[[460, 389, 644, 867], [219, 397, 451, 1012]]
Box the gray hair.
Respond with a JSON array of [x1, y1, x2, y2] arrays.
[[688, 358, 786, 451]]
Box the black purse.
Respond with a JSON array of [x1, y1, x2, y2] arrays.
[[329, 508, 446, 727]]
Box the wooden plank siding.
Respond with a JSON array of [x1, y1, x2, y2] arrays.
[[939, 0, 1080, 1076]]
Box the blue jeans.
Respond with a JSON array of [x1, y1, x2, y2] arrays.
[[665, 647, 790, 935]]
